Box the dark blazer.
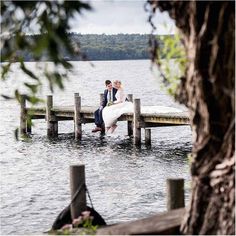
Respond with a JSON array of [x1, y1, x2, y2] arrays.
[[101, 87, 118, 108]]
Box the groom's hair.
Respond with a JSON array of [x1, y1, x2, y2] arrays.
[[105, 80, 112, 86]]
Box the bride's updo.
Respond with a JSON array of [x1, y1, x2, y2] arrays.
[[113, 80, 123, 89]]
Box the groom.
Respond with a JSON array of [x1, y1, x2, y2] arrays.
[[92, 80, 118, 132]]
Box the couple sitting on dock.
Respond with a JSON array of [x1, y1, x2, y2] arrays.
[[92, 80, 133, 133]]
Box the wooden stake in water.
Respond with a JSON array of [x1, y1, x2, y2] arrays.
[[20, 94, 27, 136], [46, 95, 58, 137], [26, 117, 32, 134], [145, 129, 151, 145], [127, 94, 133, 136], [134, 98, 141, 145], [74, 93, 82, 140], [99, 93, 106, 135], [70, 165, 86, 219], [100, 93, 104, 106], [167, 178, 185, 211]]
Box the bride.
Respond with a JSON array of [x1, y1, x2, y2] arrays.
[[102, 80, 133, 133]]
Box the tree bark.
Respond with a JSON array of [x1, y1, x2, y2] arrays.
[[150, 1, 235, 234]]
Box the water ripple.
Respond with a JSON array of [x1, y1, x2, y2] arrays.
[[1, 61, 192, 235]]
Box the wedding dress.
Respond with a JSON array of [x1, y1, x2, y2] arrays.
[[102, 89, 185, 128], [102, 89, 133, 128]]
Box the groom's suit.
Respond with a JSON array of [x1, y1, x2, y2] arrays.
[[94, 87, 118, 128]]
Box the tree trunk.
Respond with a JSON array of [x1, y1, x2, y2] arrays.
[[150, 1, 235, 234]]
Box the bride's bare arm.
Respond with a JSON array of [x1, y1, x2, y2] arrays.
[[114, 89, 126, 103]]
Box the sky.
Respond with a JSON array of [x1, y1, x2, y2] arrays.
[[69, 0, 176, 35]]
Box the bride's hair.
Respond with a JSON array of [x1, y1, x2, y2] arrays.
[[113, 80, 123, 89]]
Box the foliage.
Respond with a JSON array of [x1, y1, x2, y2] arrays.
[[48, 211, 98, 235], [1, 0, 185, 103], [1, 0, 91, 104], [156, 33, 187, 96], [2, 33, 179, 62]]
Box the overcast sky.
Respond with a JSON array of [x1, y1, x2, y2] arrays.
[[69, 0, 176, 35]]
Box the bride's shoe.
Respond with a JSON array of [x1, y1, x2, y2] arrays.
[[106, 127, 111, 133], [110, 125, 117, 134]]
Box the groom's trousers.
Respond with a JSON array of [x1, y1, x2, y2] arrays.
[[94, 108, 104, 128]]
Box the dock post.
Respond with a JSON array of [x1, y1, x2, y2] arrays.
[[167, 178, 185, 211], [20, 94, 27, 136], [70, 165, 86, 220], [145, 129, 151, 145], [100, 93, 104, 105], [46, 95, 58, 137], [133, 98, 141, 145], [26, 117, 32, 134], [74, 93, 82, 140], [127, 94, 133, 136], [99, 93, 106, 135]]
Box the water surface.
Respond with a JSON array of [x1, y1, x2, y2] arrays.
[[0, 60, 192, 235]]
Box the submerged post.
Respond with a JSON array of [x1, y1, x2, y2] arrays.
[[74, 93, 82, 140], [167, 178, 185, 211], [133, 98, 141, 145], [145, 129, 151, 145], [70, 165, 86, 220], [46, 95, 58, 137], [127, 94, 133, 136], [20, 94, 27, 136]]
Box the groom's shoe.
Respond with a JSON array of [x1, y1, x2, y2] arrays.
[[92, 127, 102, 133]]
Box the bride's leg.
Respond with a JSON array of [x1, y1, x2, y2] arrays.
[[110, 124, 117, 133]]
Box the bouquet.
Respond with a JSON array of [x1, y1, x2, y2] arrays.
[[107, 101, 113, 106]]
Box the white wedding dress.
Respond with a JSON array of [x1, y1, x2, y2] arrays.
[[102, 89, 133, 128], [103, 89, 185, 128]]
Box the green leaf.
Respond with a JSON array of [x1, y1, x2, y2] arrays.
[[24, 83, 39, 93], [1, 63, 12, 80], [20, 61, 39, 81]]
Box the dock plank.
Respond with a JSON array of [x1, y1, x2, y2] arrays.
[[96, 208, 185, 235], [26, 105, 189, 125]]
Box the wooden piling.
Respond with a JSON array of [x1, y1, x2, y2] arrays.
[[100, 93, 104, 105], [26, 117, 32, 133], [145, 129, 151, 145], [127, 94, 133, 102], [127, 94, 133, 136], [74, 93, 82, 140], [133, 98, 141, 145], [167, 178, 185, 211], [46, 95, 58, 137], [20, 94, 27, 136], [99, 93, 106, 135], [70, 165, 86, 220]]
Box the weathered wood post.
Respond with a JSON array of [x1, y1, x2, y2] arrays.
[[46, 95, 58, 137], [74, 93, 82, 140], [145, 129, 151, 145], [167, 178, 185, 211], [133, 98, 141, 145], [20, 94, 27, 136], [100, 93, 104, 105], [26, 117, 32, 134], [99, 93, 105, 135], [70, 165, 87, 220], [127, 94, 133, 136]]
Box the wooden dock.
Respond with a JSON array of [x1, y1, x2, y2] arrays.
[[20, 93, 190, 145], [96, 208, 185, 235]]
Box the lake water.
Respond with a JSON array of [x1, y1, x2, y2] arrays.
[[0, 60, 192, 235]]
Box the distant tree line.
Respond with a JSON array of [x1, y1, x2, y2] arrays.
[[9, 33, 176, 61]]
